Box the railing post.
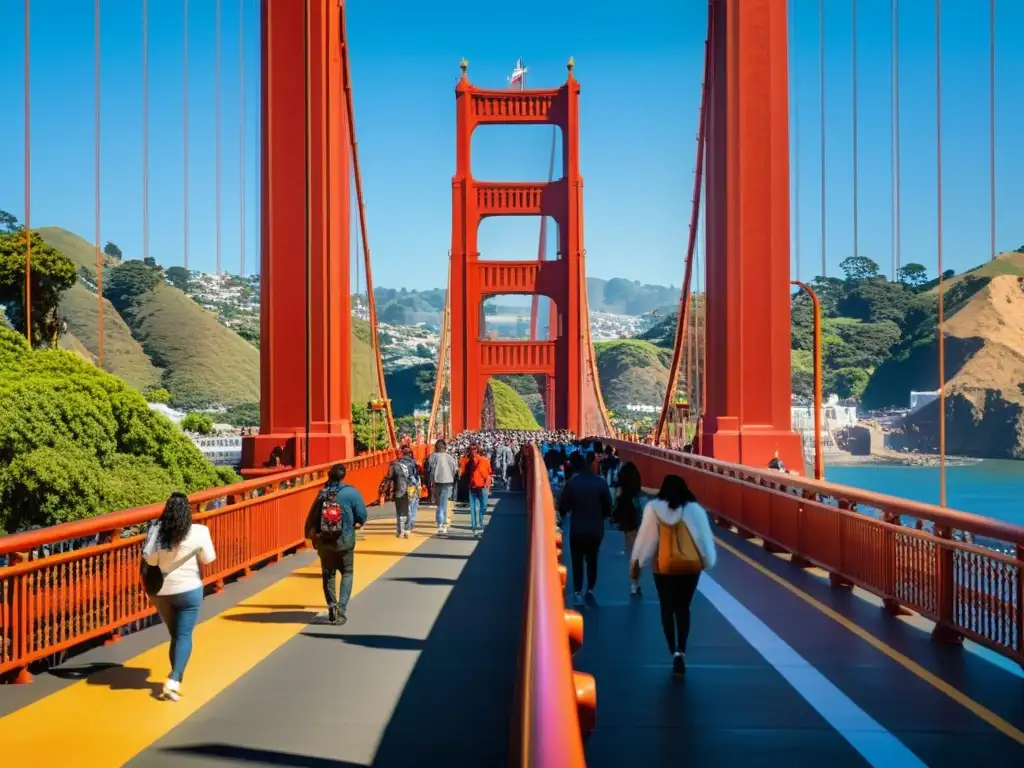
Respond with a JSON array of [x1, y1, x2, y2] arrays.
[[880, 512, 911, 616], [930, 526, 963, 646], [1017, 545, 1024, 671]]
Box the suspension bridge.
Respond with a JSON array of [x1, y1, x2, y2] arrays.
[[1, 1, 1023, 765]]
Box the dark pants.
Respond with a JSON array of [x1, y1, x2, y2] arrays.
[[569, 534, 603, 593], [320, 548, 355, 614], [653, 572, 701, 654]]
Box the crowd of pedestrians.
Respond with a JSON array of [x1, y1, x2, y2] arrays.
[[138, 428, 716, 700]]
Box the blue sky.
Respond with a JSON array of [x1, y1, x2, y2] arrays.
[[1, 0, 1022, 291]]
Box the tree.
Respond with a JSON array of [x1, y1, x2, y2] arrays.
[[180, 412, 214, 435], [103, 259, 163, 313], [827, 319, 902, 369], [165, 266, 192, 291], [146, 387, 172, 404], [790, 294, 814, 351], [0, 325, 226, 531], [838, 277, 913, 326], [0, 211, 19, 233], [0, 229, 77, 346], [897, 262, 928, 289], [103, 241, 123, 260], [833, 367, 870, 400], [839, 256, 881, 282], [807, 277, 846, 317]]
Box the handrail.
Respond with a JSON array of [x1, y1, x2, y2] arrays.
[[0, 450, 397, 682], [608, 441, 1024, 545], [609, 440, 1024, 667], [0, 450, 398, 558], [516, 444, 591, 767]]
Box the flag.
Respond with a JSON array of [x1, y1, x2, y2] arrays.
[[507, 57, 527, 88]]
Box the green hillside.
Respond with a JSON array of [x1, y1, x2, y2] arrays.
[[488, 378, 541, 430], [58, 281, 163, 392], [123, 283, 260, 408], [594, 339, 672, 412], [37, 226, 120, 277]]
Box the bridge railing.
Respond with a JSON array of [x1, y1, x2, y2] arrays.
[[515, 444, 593, 767], [609, 440, 1024, 667], [0, 450, 398, 683]]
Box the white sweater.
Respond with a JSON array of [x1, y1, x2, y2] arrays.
[[630, 498, 717, 572]]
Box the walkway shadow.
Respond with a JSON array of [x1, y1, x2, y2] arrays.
[[223, 610, 321, 625], [161, 743, 363, 766], [51, 662, 162, 696], [387, 576, 457, 586], [369, 495, 528, 767], [302, 633, 425, 651]]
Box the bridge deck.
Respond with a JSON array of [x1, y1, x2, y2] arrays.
[[574, 521, 1024, 767], [1, 493, 1023, 766], [0, 499, 527, 767]]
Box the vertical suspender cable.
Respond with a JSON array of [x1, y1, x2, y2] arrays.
[[891, 0, 900, 280], [303, 0, 312, 466], [851, 0, 859, 264], [989, 0, 996, 260], [142, 0, 149, 263], [818, 0, 827, 279], [239, 0, 245, 276], [183, 0, 190, 269], [23, 0, 32, 344], [793, 76, 801, 283], [935, 0, 946, 506], [95, 0, 104, 365], [215, 0, 222, 275]]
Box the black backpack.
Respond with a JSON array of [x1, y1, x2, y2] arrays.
[[319, 490, 344, 539]]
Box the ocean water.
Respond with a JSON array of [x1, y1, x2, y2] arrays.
[[826, 460, 1024, 528]]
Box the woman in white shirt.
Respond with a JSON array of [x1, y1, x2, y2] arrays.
[[629, 474, 716, 676], [143, 492, 217, 701]]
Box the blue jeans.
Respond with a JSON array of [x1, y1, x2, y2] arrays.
[[435, 483, 454, 526], [152, 586, 203, 683], [409, 494, 420, 529], [469, 488, 488, 531]]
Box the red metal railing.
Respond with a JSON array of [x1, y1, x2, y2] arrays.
[[0, 450, 397, 683], [610, 440, 1024, 666], [514, 444, 593, 767]]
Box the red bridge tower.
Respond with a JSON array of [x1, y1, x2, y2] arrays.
[[449, 60, 585, 434]]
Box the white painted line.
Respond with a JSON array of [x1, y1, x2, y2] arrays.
[[698, 575, 927, 768]]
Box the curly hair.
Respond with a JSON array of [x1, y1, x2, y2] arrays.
[[156, 492, 193, 551]]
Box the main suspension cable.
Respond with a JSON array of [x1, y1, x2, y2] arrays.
[[655, 8, 712, 445], [95, 0, 104, 364], [339, 3, 396, 448], [935, 0, 946, 506]]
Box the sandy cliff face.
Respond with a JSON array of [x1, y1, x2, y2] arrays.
[[905, 275, 1024, 458]]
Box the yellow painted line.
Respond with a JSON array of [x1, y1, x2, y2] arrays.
[[714, 535, 1024, 746], [0, 518, 432, 763]]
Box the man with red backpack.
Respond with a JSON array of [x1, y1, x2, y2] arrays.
[[304, 463, 368, 625]]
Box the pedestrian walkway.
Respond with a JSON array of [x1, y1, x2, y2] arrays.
[[0, 496, 527, 767], [567, 520, 1024, 767]]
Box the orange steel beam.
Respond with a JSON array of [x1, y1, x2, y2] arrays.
[[791, 281, 824, 480]]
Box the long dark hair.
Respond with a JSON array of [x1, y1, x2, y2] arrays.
[[617, 462, 642, 499], [657, 474, 697, 511], [156, 492, 193, 551]]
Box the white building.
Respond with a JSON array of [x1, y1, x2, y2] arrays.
[[190, 435, 243, 467]]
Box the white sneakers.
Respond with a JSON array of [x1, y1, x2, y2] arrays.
[[161, 679, 181, 702]]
